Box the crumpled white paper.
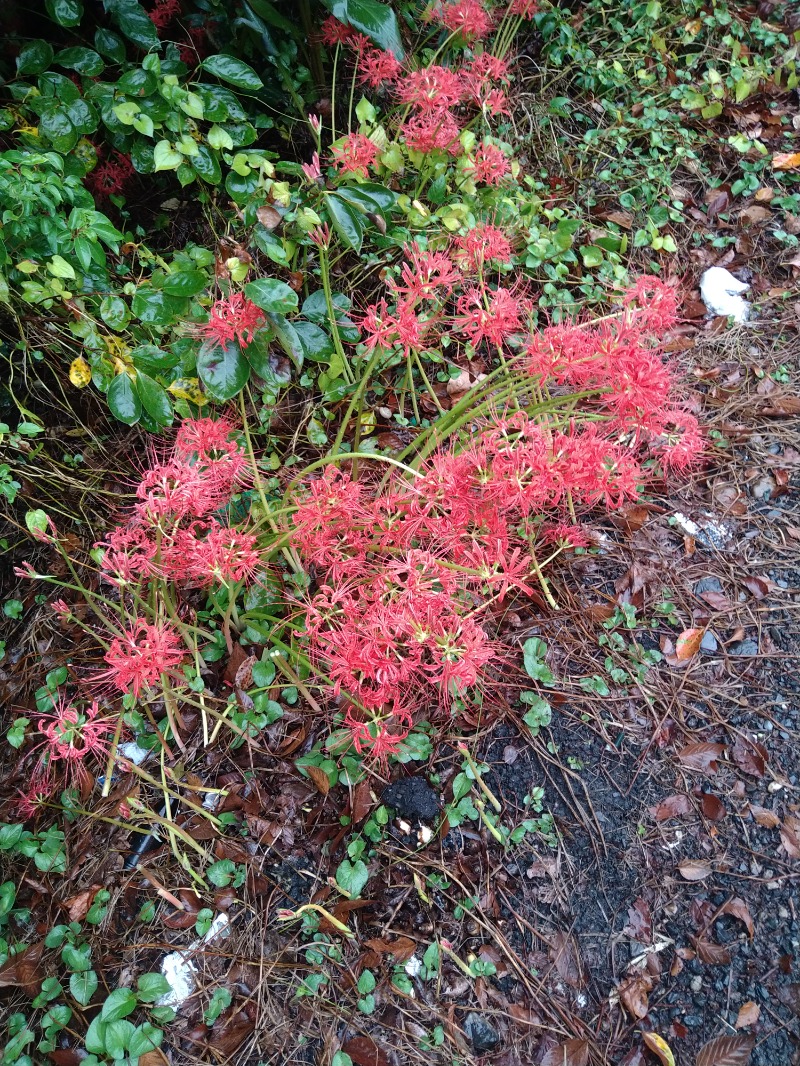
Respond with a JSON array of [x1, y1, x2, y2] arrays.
[[699, 267, 750, 323], [156, 912, 231, 1008]]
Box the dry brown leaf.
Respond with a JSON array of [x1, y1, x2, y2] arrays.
[[773, 152, 800, 171], [678, 859, 712, 881], [739, 205, 772, 224], [64, 885, 101, 923], [624, 898, 653, 943], [650, 794, 693, 822], [618, 973, 654, 1018], [605, 209, 633, 229], [540, 1038, 589, 1066], [256, 204, 282, 230], [720, 897, 755, 938], [508, 1003, 542, 1028], [138, 1052, 169, 1066], [695, 1033, 755, 1066], [678, 742, 725, 773], [550, 931, 585, 988], [363, 935, 416, 962], [732, 734, 767, 778], [341, 1036, 390, 1066], [741, 576, 774, 600], [695, 938, 732, 965], [749, 804, 780, 828], [780, 814, 800, 859], [306, 764, 331, 795], [700, 793, 726, 821], [0, 941, 45, 996], [351, 779, 373, 824], [675, 628, 705, 661], [734, 1001, 760, 1029], [759, 395, 800, 416]]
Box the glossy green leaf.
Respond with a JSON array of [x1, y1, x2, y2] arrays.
[[70, 970, 98, 1007], [293, 321, 334, 363], [55, 47, 104, 75], [99, 295, 130, 330], [101, 988, 137, 1023], [130, 344, 178, 372], [45, 0, 83, 27], [327, 194, 365, 252], [335, 858, 369, 898], [196, 340, 250, 401], [331, 0, 404, 58], [244, 277, 298, 314], [135, 372, 173, 427], [131, 288, 187, 326], [200, 54, 263, 91], [107, 374, 141, 424], [162, 269, 207, 297], [110, 0, 159, 49], [267, 313, 303, 369], [128, 1023, 164, 1058], [16, 41, 55, 76], [104, 1019, 135, 1059], [153, 139, 183, 172], [94, 28, 127, 63], [136, 973, 172, 1003]]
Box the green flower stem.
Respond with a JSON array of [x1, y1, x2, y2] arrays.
[[317, 240, 354, 384], [330, 344, 386, 455]]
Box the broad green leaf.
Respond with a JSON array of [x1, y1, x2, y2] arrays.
[[336, 858, 369, 898], [94, 28, 126, 63], [244, 277, 298, 314], [200, 55, 263, 92], [136, 973, 171, 1003], [135, 372, 173, 427], [131, 344, 178, 372], [84, 1016, 107, 1056], [55, 47, 104, 75], [104, 1019, 135, 1059], [128, 1023, 164, 1058], [17, 41, 55, 76], [101, 988, 137, 1023], [331, 0, 404, 58], [70, 970, 98, 1007], [99, 295, 130, 330], [107, 374, 141, 425], [45, 0, 83, 27], [267, 313, 303, 369], [111, 0, 159, 49], [153, 140, 183, 172], [162, 269, 207, 297], [293, 321, 333, 363], [196, 341, 250, 401], [131, 288, 187, 326], [327, 194, 365, 252]]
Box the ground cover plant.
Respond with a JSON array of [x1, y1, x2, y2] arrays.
[[1, 1, 800, 1065]]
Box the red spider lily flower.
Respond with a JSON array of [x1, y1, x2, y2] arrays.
[[301, 151, 322, 182], [400, 109, 462, 155], [102, 619, 187, 697], [16, 776, 53, 821], [309, 224, 331, 249], [431, 0, 493, 40], [507, 0, 539, 17], [172, 416, 249, 496], [479, 88, 510, 116], [344, 32, 373, 55], [86, 151, 135, 199], [13, 562, 38, 578], [95, 526, 158, 585], [344, 702, 413, 762], [652, 411, 705, 470], [174, 415, 240, 460], [35, 698, 114, 766], [179, 520, 262, 586], [622, 275, 679, 333], [388, 244, 460, 301], [320, 15, 355, 46], [134, 460, 212, 522], [330, 133, 379, 177], [148, 0, 181, 30], [359, 298, 432, 358], [455, 286, 526, 348], [358, 46, 402, 89], [395, 66, 465, 112], [453, 223, 513, 273], [198, 292, 265, 350], [308, 113, 322, 136], [465, 142, 511, 186], [51, 599, 72, 622], [468, 54, 511, 84]]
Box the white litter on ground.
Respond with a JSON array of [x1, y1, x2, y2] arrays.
[[699, 267, 750, 323], [673, 511, 733, 550], [117, 740, 150, 765], [156, 912, 232, 1008]]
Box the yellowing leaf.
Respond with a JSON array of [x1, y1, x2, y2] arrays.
[[69, 356, 92, 389], [167, 378, 207, 405], [642, 1032, 675, 1066]]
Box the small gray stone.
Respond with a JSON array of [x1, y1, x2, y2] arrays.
[[729, 638, 759, 657], [700, 632, 718, 653], [695, 576, 723, 595], [464, 1013, 500, 1053]]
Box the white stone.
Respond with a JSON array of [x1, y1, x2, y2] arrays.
[[700, 267, 750, 323]]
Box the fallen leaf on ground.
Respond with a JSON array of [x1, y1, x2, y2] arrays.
[[0, 941, 45, 996], [508, 1003, 542, 1027], [773, 152, 800, 171], [695, 938, 732, 965], [732, 734, 767, 777], [550, 931, 585, 988], [624, 898, 653, 943], [650, 794, 693, 821], [735, 1001, 760, 1028], [695, 1033, 755, 1066], [306, 764, 331, 795], [678, 859, 712, 881], [749, 804, 780, 828], [678, 742, 725, 773], [618, 973, 654, 1018], [540, 1038, 589, 1066], [700, 793, 726, 821], [342, 1036, 390, 1066], [642, 1031, 675, 1066], [364, 936, 416, 962], [780, 815, 800, 859], [720, 897, 754, 938], [758, 395, 800, 415]]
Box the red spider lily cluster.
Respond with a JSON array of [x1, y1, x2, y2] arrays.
[[321, 5, 518, 176], [94, 418, 260, 694], [287, 270, 701, 760]]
